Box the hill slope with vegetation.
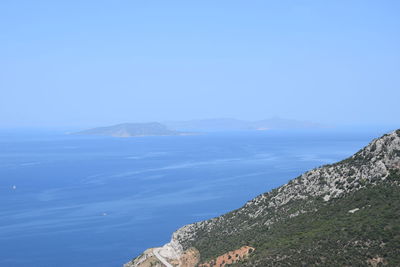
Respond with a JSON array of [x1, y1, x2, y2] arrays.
[[125, 129, 400, 267]]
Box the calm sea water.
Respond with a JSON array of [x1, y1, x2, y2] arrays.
[[0, 129, 388, 267]]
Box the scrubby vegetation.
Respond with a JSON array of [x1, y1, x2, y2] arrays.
[[193, 178, 400, 266], [184, 129, 400, 266], [240, 181, 400, 266], [129, 130, 400, 267]]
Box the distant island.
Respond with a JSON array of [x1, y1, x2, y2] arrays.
[[164, 117, 323, 132], [74, 118, 324, 137], [73, 122, 191, 137]]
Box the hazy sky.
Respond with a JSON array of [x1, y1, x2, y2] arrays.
[[1, 1, 399, 128]]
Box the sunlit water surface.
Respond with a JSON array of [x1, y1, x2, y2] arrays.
[[0, 129, 388, 267]]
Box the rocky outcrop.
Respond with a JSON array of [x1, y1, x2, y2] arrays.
[[124, 129, 400, 267]]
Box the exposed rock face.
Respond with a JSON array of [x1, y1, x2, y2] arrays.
[[158, 236, 184, 261], [124, 129, 400, 267], [367, 256, 387, 267]]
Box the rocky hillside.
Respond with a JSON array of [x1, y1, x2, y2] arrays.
[[124, 129, 400, 267]]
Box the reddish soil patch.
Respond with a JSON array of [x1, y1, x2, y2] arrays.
[[199, 246, 255, 267]]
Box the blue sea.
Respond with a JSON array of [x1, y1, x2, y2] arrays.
[[0, 129, 390, 267]]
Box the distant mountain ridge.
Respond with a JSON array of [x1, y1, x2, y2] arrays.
[[125, 129, 400, 266], [164, 117, 323, 132], [74, 122, 185, 137], [73, 117, 323, 137]]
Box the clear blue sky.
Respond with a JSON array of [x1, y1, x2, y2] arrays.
[[1, 0, 399, 128]]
